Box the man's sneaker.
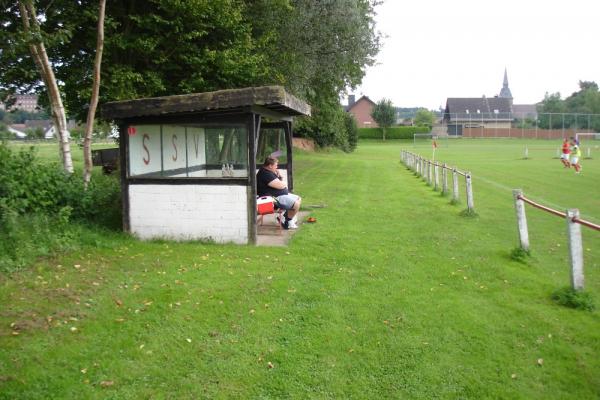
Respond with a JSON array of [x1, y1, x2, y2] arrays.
[[287, 220, 298, 229], [276, 214, 288, 229]]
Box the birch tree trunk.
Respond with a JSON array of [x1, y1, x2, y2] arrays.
[[18, 0, 73, 173], [83, 0, 107, 187]]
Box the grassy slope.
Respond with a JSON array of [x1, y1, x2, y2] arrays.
[[0, 140, 599, 399]]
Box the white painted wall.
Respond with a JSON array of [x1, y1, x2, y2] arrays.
[[129, 184, 249, 244]]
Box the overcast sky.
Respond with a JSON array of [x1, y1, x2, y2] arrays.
[[351, 0, 599, 110]]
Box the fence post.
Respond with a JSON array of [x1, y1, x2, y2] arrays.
[[465, 172, 474, 212], [433, 163, 439, 191], [442, 163, 448, 195], [452, 168, 459, 202], [566, 209, 584, 290], [427, 161, 432, 185], [512, 189, 529, 251]]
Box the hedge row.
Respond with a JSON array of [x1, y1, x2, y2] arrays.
[[358, 126, 431, 139]]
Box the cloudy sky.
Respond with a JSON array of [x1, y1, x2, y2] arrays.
[[351, 0, 599, 110]]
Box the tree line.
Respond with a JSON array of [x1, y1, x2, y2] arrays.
[[0, 0, 382, 175], [536, 81, 600, 131]]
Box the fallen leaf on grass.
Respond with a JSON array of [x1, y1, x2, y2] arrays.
[[100, 380, 114, 388], [267, 361, 274, 369], [537, 358, 544, 366], [511, 373, 517, 379]]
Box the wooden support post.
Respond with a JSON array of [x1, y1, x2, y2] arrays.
[[566, 209, 584, 290], [442, 163, 448, 194], [433, 162, 439, 191], [452, 168, 459, 202], [465, 172, 474, 212], [512, 189, 529, 251]]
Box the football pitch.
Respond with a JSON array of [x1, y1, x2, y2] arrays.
[[411, 138, 600, 222]]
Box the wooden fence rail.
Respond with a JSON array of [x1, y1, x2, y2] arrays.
[[513, 189, 600, 290], [400, 150, 474, 213]]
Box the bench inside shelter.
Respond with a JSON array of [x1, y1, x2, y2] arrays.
[[101, 86, 310, 244]]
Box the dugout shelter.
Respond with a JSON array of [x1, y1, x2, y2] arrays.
[[101, 86, 311, 244]]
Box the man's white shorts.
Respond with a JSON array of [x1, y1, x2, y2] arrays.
[[570, 156, 579, 164], [560, 153, 569, 160]]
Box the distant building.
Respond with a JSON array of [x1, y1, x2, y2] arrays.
[[444, 96, 513, 133], [0, 94, 39, 112], [346, 95, 378, 128], [512, 104, 538, 120], [443, 70, 520, 135], [498, 68, 513, 99], [8, 119, 77, 140]]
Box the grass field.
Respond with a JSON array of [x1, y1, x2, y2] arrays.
[[1, 139, 599, 399]]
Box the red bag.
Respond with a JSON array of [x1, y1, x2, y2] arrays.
[[257, 196, 275, 215]]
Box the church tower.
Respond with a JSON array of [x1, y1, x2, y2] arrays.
[[499, 68, 513, 99]]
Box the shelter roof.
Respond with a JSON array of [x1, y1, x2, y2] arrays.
[[101, 86, 311, 120]]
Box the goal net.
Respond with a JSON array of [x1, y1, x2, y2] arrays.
[[575, 132, 600, 142], [575, 132, 599, 159]]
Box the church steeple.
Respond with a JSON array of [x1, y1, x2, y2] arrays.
[[499, 68, 513, 99]]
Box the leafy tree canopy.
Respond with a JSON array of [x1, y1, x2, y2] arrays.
[[414, 108, 435, 127], [537, 81, 600, 130], [0, 0, 382, 149], [371, 98, 396, 127]]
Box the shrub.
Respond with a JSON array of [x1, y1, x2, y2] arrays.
[[0, 143, 121, 271], [551, 287, 595, 311], [344, 112, 359, 152], [509, 246, 531, 263]]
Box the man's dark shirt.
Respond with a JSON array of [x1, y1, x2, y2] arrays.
[[257, 168, 288, 197]]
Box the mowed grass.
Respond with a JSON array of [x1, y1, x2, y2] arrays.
[[1, 139, 599, 399]]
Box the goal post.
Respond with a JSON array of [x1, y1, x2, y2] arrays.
[[574, 132, 599, 159], [574, 132, 600, 142]]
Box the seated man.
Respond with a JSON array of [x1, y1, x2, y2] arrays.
[[256, 156, 301, 229]]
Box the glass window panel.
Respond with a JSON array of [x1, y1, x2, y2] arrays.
[[256, 128, 287, 166], [129, 125, 162, 177], [127, 124, 247, 179]]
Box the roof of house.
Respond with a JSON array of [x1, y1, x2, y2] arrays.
[[346, 95, 376, 112], [445, 97, 512, 121], [101, 86, 311, 120]]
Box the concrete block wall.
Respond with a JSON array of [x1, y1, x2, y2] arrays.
[[129, 184, 249, 243]]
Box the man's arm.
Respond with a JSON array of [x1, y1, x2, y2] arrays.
[[268, 177, 287, 190]]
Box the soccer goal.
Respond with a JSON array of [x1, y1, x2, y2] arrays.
[[575, 132, 600, 142], [575, 132, 599, 159]]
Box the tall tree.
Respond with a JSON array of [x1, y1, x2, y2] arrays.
[[12, 1, 74, 172], [245, 0, 381, 148], [1, 0, 382, 152], [371, 98, 396, 140], [82, 0, 106, 187]]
